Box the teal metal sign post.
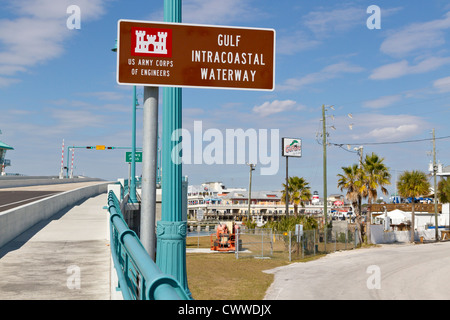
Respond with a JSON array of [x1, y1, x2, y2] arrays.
[[156, 0, 191, 299]]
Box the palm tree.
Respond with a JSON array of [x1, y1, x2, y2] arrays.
[[281, 176, 312, 216], [437, 177, 450, 204], [363, 153, 391, 243], [397, 170, 431, 243], [337, 164, 365, 243]]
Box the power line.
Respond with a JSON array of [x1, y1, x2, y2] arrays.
[[333, 135, 450, 147]]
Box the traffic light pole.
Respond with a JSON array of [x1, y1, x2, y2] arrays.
[[64, 145, 141, 178]]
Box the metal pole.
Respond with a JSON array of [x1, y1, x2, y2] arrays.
[[129, 86, 138, 203], [433, 128, 439, 241], [322, 105, 327, 251], [141, 86, 158, 260], [70, 148, 74, 178], [66, 146, 71, 178], [289, 231, 292, 262], [247, 163, 255, 221], [59, 139, 65, 179], [235, 228, 239, 259], [285, 156, 289, 216], [157, 0, 191, 299]]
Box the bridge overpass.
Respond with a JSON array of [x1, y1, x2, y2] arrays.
[[0, 177, 114, 299], [0, 176, 189, 300]]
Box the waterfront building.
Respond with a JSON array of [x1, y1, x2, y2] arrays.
[[187, 182, 351, 225]]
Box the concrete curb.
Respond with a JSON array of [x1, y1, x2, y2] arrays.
[[0, 181, 110, 248], [0, 176, 104, 189]]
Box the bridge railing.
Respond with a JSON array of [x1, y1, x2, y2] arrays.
[[119, 177, 142, 202], [107, 190, 189, 300]]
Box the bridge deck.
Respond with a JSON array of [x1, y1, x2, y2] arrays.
[[0, 193, 112, 300]]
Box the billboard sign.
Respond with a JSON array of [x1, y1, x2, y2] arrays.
[[282, 138, 302, 157]]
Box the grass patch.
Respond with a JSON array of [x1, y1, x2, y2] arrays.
[[185, 235, 352, 300], [186, 252, 288, 300]]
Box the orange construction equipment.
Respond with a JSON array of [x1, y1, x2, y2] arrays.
[[211, 222, 239, 252]]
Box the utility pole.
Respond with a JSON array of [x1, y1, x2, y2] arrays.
[[322, 105, 328, 252], [354, 145, 364, 215], [247, 163, 256, 222], [321, 104, 335, 252], [432, 128, 439, 241]]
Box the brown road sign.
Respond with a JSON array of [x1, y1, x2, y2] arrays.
[[116, 20, 275, 91]]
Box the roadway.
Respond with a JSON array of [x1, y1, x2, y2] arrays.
[[264, 241, 450, 300], [0, 181, 109, 212]]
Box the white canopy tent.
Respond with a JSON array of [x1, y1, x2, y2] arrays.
[[376, 209, 411, 227]]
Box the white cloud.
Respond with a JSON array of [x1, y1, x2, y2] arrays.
[[0, 0, 106, 86], [380, 11, 450, 57], [276, 30, 320, 55], [279, 62, 364, 91], [433, 76, 450, 93], [303, 7, 365, 36], [252, 100, 302, 117], [348, 114, 427, 141], [367, 124, 419, 140], [0, 76, 20, 87], [370, 56, 450, 80], [363, 95, 402, 109]]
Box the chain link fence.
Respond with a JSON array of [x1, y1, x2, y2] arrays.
[[186, 224, 361, 262], [235, 227, 360, 261]]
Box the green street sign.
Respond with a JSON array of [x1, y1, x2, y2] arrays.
[[126, 151, 142, 163]]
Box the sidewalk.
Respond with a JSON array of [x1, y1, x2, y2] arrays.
[[0, 193, 111, 300]]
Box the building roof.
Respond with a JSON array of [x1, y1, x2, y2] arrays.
[[0, 141, 13, 150], [221, 191, 282, 200]]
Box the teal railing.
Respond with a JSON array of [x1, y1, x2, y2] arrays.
[[108, 190, 189, 300]]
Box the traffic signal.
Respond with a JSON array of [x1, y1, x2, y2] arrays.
[[107, 147, 114, 149], [86, 146, 94, 149]]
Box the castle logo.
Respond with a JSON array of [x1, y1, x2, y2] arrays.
[[131, 27, 172, 57]]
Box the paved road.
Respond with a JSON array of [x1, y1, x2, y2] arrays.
[[0, 182, 108, 212], [264, 242, 450, 300], [0, 191, 61, 212]]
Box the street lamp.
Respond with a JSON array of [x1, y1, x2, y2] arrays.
[[112, 41, 138, 203]]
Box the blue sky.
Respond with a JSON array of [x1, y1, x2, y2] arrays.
[[1, 0, 449, 198]]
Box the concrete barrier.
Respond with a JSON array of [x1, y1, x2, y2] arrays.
[[370, 224, 438, 243], [0, 181, 110, 248], [0, 176, 103, 189]]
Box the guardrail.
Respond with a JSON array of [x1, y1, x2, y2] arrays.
[[108, 190, 190, 300]]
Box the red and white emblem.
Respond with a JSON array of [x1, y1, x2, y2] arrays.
[[131, 27, 172, 57]]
